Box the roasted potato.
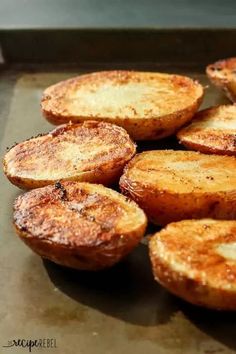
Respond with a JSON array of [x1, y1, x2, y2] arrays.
[[206, 58, 236, 102], [177, 104, 236, 156], [13, 181, 147, 270], [3, 121, 136, 189], [41, 70, 204, 141], [119, 150, 236, 225], [149, 219, 236, 310]]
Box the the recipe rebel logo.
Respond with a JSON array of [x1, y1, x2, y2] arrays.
[[2, 338, 57, 352]]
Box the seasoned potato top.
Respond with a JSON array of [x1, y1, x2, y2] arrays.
[[121, 150, 236, 193], [41, 71, 203, 120], [181, 105, 236, 132], [177, 105, 236, 153], [150, 219, 236, 290], [14, 181, 147, 247], [4, 121, 135, 181]]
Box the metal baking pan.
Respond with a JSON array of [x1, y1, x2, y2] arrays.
[[0, 29, 235, 354]]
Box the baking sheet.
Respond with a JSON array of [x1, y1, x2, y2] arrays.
[[0, 66, 235, 354]]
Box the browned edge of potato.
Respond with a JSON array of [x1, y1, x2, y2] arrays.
[[3, 120, 136, 189], [13, 181, 147, 270], [119, 150, 236, 225], [149, 219, 236, 310], [206, 58, 236, 102], [41, 70, 204, 141], [177, 104, 236, 156]]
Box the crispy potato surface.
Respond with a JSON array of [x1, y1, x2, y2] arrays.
[[120, 150, 236, 225], [41, 70, 204, 140], [13, 181, 147, 270], [206, 58, 236, 102], [3, 121, 136, 189], [149, 219, 236, 310], [177, 105, 236, 156]]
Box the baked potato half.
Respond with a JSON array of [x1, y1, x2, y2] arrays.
[[119, 150, 236, 225], [149, 219, 236, 310], [177, 105, 236, 156], [3, 121, 136, 189], [13, 181, 147, 270], [41, 70, 204, 141], [206, 58, 236, 102]]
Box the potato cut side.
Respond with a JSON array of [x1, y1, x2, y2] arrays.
[[119, 150, 236, 225], [149, 219, 236, 310], [177, 105, 236, 155], [206, 58, 236, 102], [41, 70, 204, 140], [13, 181, 147, 270], [3, 121, 136, 189]]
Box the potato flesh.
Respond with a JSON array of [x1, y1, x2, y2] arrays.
[[120, 150, 236, 225], [123, 150, 236, 193], [3, 121, 136, 188]]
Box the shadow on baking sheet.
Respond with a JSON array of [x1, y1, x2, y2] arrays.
[[44, 243, 236, 350], [44, 243, 178, 327], [179, 300, 236, 351]]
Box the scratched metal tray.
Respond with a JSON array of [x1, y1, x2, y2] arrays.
[[0, 29, 236, 354]]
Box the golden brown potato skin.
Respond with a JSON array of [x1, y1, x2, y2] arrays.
[[41, 70, 204, 141], [206, 58, 236, 102], [119, 150, 236, 225], [13, 181, 147, 270], [3, 121, 136, 189], [177, 105, 236, 156], [149, 219, 236, 310]]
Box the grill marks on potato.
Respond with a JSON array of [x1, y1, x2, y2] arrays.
[[149, 219, 236, 309], [3, 121, 136, 189], [13, 182, 147, 270], [177, 105, 236, 155], [119, 150, 236, 225], [41, 70, 204, 140], [14, 184, 121, 244]]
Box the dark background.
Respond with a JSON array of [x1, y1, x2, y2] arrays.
[[0, 0, 236, 29]]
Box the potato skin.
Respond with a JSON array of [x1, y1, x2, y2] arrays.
[[3, 121, 136, 189], [149, 219, 236, 310], [13, 181, 147, 270], [119, 150, 236, 225], [177, 105, 236, 156], [206, 58, 236, 102], [41, 70, 204, 141], [177, 138, 236, 157]]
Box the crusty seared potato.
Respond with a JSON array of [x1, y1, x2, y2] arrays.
[[41, 70, 204, 141], [177, 105, 236, 156], [149, 219, 236, 310], [119, 150, 236, 225], [3, 121, 136, 189], [206, 58, 236, 102], [13, 181, 147, 270]]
